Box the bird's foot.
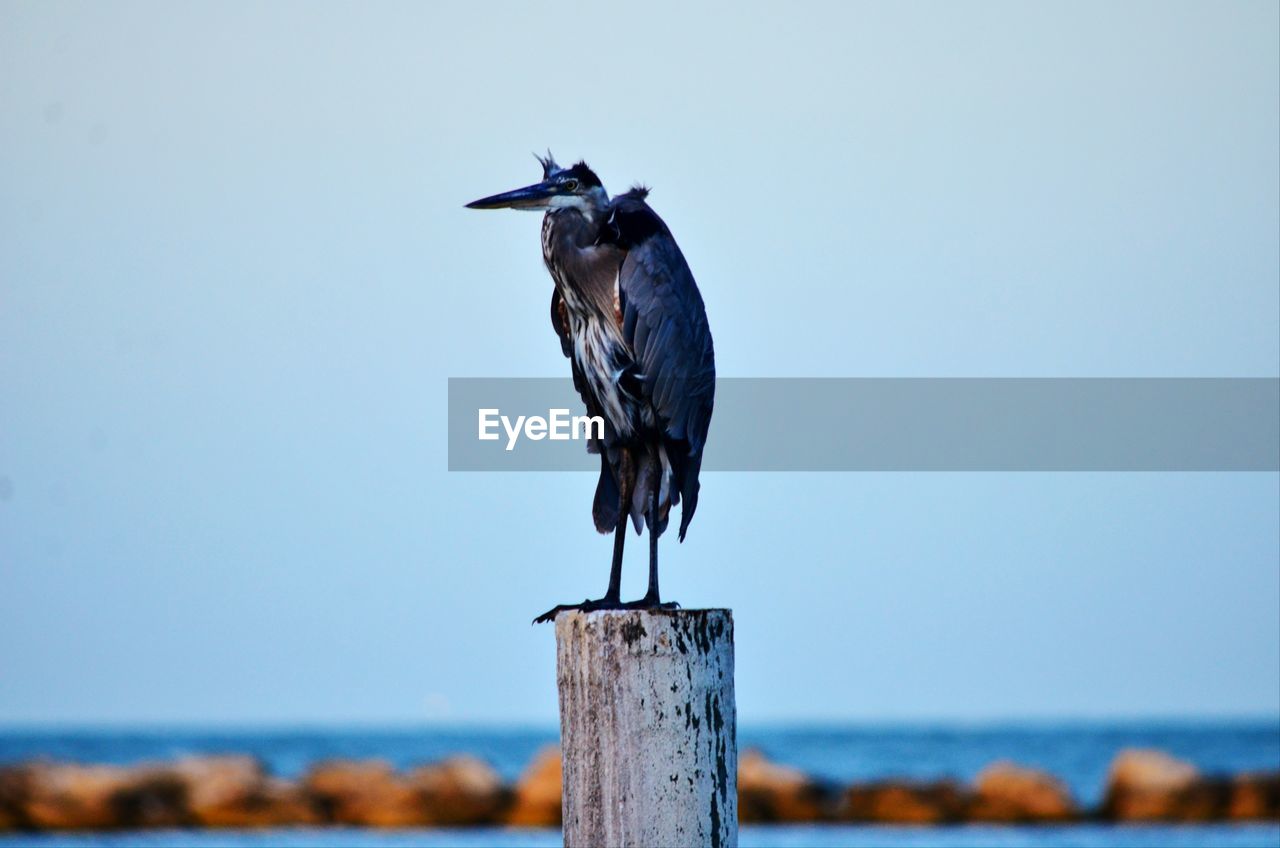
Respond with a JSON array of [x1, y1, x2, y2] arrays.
[[532, 597, 680, 624], [622, 596, 680, 613], [532, 597, 620, 624]]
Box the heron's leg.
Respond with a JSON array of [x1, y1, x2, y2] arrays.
[[638, 450, 679, 611], [604, 514, 626, 603], [532, 513, 628, 624], [642, 485, 661, 604]]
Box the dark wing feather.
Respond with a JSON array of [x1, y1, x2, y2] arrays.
[[608, 192, 716, 540]]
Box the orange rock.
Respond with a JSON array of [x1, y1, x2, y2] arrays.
[[967, 761, 1077, 822], [1109, 749, 1200, 791], [172, 756, 316, 827], [840, 780, 967, 824], [1101, 749, 1229, 821], [737, 749, 831, 822], [0, 765, 32, 830], [303, 759, 425, 827], [22, 763, 130, 829], [408, 756, 508, 826], [505, 747, 562, 827], [1227, 772, 1280, 821], [20, 762, 183, 830], [108, 765, 188, 828]]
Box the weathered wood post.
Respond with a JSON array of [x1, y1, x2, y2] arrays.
[[555, 609, 737, 848]]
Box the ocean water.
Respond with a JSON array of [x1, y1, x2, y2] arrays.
[[1, 721, 1277, 848]]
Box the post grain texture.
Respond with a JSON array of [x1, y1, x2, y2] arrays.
[[555, 609, 737, 848]]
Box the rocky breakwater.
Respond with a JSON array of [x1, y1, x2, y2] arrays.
[[0, 746, 1275, 830]]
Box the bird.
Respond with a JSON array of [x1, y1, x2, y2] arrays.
[[467, 153, 715, 624]]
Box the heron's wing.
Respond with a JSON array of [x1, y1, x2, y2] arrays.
[[611, 195, 716, 454], [609, 192, 716, 539]]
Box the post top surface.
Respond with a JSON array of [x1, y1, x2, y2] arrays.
[[558, 607, 731, 615], [552, 607, 732, 623]]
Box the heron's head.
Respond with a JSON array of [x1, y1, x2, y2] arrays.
[[466, 152, 608, 218]]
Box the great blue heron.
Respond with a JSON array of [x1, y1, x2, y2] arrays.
[[467, 154, 715, 623]]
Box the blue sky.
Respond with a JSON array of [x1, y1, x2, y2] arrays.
[[0, 1, 1276, 725]]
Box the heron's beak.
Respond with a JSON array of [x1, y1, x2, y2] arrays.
[[466, 180, 558, 210]]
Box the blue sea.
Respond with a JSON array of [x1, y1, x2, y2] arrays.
[[1, 721, 1277, 848]]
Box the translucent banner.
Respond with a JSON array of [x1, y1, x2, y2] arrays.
[[447, 378, 1279, 472]]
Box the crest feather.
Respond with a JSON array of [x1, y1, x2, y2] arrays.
[[534, 149, 559, 179]]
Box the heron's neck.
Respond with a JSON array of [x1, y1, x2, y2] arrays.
[[546, 187, 609, 223]]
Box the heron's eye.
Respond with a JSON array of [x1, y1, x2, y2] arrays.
[[563, 179, 579, 191]]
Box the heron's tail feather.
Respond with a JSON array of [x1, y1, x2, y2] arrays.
[[630, 447, 674, 537], [676, 449, 702, 542], [592, 453, 620, 533]]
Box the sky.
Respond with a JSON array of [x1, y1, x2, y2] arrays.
[[0, 1, 1277, 726]]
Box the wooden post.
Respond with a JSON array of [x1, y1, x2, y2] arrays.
[[555, 609, 737, 848]]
